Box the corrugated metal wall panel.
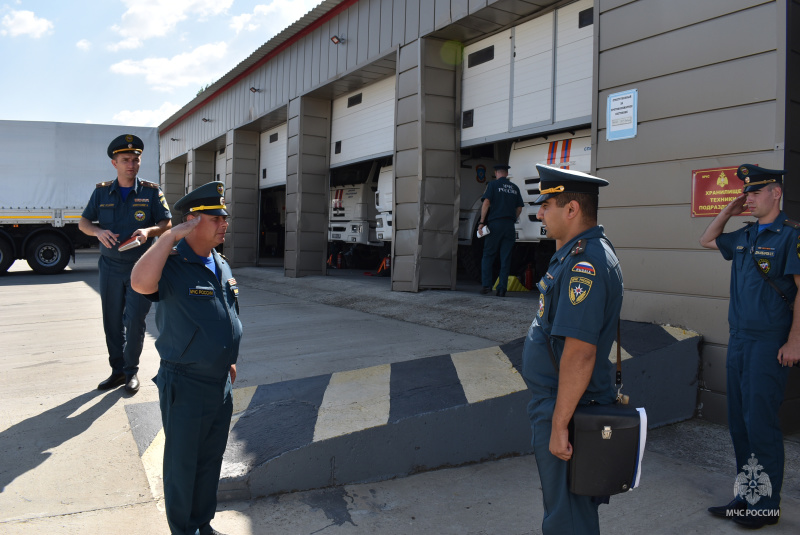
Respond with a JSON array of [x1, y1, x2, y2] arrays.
[[393, 0, 406, 47], [380, 0, 394, 53], [597, 102, 777, 168], [452, 0, 470, 21], [614, 248, 732, 298], [419, 0, 435, 36], [369, 0, 381, 53], [347, 4, 359, 69], [598, 52, 777, 126], [405, 0, 420, 44], [598, 2, 777, 90], [599, 0, 769, 52], [358, 0, 371, 64], [593, 0, 787, 423], [337, 10, 349, 74], [435, 0, 451, 30]]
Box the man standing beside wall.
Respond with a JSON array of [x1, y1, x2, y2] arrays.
[[79, 134, 172, 394], [700, 164, 800, 529]]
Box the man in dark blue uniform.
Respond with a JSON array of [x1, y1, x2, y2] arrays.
[[520, 164, 623, 534], [132, 181, 240, 535], [79, 134, 172, 394], [700, 164, 800, 529], [478, 164, 524, 297]]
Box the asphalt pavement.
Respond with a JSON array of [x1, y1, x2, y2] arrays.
[[1, 249, 799, 534]]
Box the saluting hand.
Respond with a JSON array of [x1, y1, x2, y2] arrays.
[[169, 215, 202, 241], [722, 194, 748, 217]]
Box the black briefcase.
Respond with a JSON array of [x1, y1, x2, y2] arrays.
[[567, 403, 642, 496]]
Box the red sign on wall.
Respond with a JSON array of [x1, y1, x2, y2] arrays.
[[691, 167, 750, 217]]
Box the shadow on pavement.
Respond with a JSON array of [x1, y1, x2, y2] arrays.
[[0, 388, 124, 493]]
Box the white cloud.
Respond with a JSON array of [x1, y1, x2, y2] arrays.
[[1, 10, 53, 38], [113, 101, 182, 127], [231, 1, 319, 34], [110, 0, 233, 49], [110, 42, 229, 92], [107, 37, 142, 51], [76, 39, 91, 51]]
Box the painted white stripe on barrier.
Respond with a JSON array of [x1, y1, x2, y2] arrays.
[[451, 347, 527, 404], [313, 364, 391, 442], [141, 428, 165, 502], [662, 324, 700, 341], [609, 341, 635, 362]]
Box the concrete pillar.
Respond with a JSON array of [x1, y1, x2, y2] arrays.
[[284, 96, 331, 277], [224, 129, 259, 267], [186, 149, 215, 192], [392, 38, 460, 292], [160, 161, 185, 214]]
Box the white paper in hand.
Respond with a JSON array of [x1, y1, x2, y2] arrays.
[[476, 225, 490, 239]]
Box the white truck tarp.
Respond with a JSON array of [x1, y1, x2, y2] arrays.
[[0, 121, 159, 210]]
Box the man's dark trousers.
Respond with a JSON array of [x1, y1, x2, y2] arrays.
[[726, 333, 789, 512], [98, 255, 151, 377], [157, 364, 233, 535], [481, 218, 516, 291]]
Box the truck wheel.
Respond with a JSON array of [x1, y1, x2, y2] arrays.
[[0, 238, 14, 274], [26, 234, 70, 274]]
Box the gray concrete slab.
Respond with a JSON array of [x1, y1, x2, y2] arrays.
[[1, 250, 799, 535]]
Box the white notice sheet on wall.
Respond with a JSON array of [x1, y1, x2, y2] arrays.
[[606, 89, 638, 141]]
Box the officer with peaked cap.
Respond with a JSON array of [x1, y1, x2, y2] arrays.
[[79, 134, 172, 395], [700, 164, 800, 528], [520, 164, 623, 534], [477, 164, 524, 296], [132, 181, 240, 535]]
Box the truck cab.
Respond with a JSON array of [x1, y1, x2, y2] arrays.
[[509, 129, 592, 242]]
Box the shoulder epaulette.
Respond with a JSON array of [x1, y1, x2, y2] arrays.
[[783, 219, 800, 229], [140, 180, 160, 189], [96, 181, 112, 188], [570, 239, 586, 256]]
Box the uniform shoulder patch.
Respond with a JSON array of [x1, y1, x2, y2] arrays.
[[140, 180, 160, 189], [569, 239, 586, 256], [784, 219, 800, 230], [96, 181, 112, 188], [572, 261, 596, 276]]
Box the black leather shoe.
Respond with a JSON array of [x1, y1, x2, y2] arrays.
[[97, 372, 126, 390], [125, 374, 140, 394], [479, 287, 491, 295], [733, 512, 780, 529], [708, 498, 746, 518], [496, 289, 506, 297], [200, 527, 228, 535]]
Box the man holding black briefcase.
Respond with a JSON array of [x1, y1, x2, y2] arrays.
[[520, 164, 624, 534]]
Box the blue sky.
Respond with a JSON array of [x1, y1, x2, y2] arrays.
[[0, 0, 321, 127]]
